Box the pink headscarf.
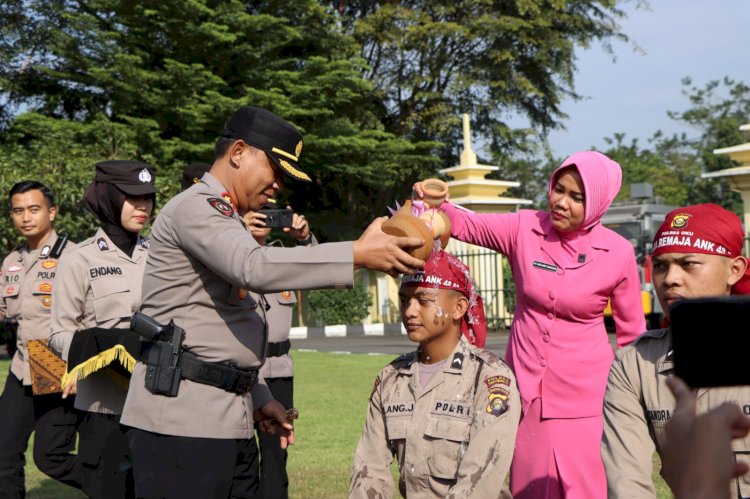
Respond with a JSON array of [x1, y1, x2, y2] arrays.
[[548, 151, 623, 231]]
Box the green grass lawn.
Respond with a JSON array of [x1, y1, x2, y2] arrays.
[[1, 353, 672, 498]]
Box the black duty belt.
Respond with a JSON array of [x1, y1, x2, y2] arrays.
[[178, 351, 259, 395], [266, 340, 291, 358]]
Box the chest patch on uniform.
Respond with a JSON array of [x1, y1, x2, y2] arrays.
[[433, 400, 472, 418], [41, 260, 57, 269], [487, 392, 510, 417], [647, 408, 672, 423], [5, 285, 15, 295], [208, 197, 234, 217], [281, 290, 293, 300], [38, 283, 52, 293], [41, 295, 52, 307], [89, 266, 123, 279], [97, 238, 109, 251], [384, 402, 414, 415], [8, 265, 22, 273], [533, 261, 558, 272]]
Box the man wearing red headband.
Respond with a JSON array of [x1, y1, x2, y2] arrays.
[[349, 250, 520, 498], [601, 203, 750, 497]]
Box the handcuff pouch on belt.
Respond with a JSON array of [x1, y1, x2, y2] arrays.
[[131, 312, 259, 397], [266, 339, 291, 357]]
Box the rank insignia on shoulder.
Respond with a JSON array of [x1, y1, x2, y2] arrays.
[[208, 197, 234, 217], [40, 245, 51, 258], [450, 353, 464, 370], [486, 392, 509, 417], [97, 238, 109, 251]]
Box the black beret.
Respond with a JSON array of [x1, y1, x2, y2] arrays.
[[222, 106, 310, 182], [94, 160, 156, 196], [180, 162, 212, 191]]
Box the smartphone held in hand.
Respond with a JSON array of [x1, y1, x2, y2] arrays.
[[258, 208, 293, 229], [671, 296, 750, 388]]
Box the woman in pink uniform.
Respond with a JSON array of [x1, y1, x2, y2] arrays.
[[417, 151, 645, 498]]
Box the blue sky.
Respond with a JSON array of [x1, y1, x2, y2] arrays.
[[542, 0, 750, 158]]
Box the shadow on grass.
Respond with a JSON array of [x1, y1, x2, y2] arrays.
[[27, 477, 85, 499]]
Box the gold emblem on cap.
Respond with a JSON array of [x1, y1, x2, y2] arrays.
[[279, 160, 312, 182], [295, 140, 303, 158], [670, 213, 691, 229]]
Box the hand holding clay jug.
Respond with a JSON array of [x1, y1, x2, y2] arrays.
[[381, 178, 452, 260]]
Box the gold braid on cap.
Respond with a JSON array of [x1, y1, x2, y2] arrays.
[[279, 160, 311, 182]]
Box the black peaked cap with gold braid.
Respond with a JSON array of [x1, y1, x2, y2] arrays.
[[223, 106, 310, 182]]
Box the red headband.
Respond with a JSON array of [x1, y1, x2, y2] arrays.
[[653, 203, 750, 294], [401, 250, 487, 347]]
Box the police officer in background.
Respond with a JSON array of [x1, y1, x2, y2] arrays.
[[602, 203, 750, 498], [120, 105, 425, 498], [0, 181, 80, 497], [180, 162, 212, 192], [244, 207, 312, 499], [49, 161, 157, 499]]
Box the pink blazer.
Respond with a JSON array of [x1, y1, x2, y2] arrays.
[[444, 205, 645, 418]]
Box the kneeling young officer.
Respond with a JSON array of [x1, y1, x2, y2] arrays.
[[349, 250, 520, 499]]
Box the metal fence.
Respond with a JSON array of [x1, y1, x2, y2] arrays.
[[449, 246, 515, 331]]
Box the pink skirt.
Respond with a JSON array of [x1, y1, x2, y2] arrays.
[[509, 398, 606, 499]]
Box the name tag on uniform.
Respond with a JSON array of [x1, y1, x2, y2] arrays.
[[533, 261, 558, 272], [384, 402, 414, 415], [432, 400, 472, 418], [647, 408, 672, 423]]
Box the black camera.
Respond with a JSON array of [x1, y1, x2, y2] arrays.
[[258, 208, 293, 229]]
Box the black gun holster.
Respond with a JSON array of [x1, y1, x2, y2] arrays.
[[132, 312, 259, 397]]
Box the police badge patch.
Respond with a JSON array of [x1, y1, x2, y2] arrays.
[[486, 392, 509, 417], [208, 197, 234, 217]]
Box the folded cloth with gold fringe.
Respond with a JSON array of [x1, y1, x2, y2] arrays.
[[61, 327, 141, 389]]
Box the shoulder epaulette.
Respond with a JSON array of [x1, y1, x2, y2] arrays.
[[49, 233, 70, 259], [633, 328, 669, 345]]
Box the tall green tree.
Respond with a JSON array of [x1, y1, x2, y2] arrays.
[[0, 0, 435, 241], [331, 0, 633, 162], [667, 77, 750, 212]]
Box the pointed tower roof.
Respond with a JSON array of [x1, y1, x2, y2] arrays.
[[439, 114, 532, 213]]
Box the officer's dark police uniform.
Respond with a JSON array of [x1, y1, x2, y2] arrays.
[[121, 107, 355, 498], [0, 222, 79, 497]]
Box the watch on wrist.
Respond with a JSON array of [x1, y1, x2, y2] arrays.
[[296, 235, 313, 246]]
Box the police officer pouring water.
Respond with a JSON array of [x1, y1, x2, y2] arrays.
[[120, 105, 425, 498]]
